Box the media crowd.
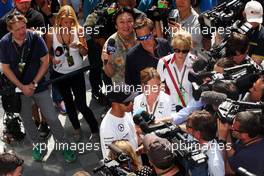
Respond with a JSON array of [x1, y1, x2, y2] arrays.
[[0, 0, 264, 175]]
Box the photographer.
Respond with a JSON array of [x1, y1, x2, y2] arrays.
[[142, 133, 182, 175], [218, 111, 264, 175], [0, 152, 24, 176], [227, 32, 262, 70], [108, 139, 154, 175], [244, 1, 264, 66], [186, 110, 225, 176], [100, 90, 138, 159]]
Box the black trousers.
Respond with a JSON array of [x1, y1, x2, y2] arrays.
[[52, 71, 99, 133]]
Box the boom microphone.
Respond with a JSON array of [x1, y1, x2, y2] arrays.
[[201, 91, 227, 106]]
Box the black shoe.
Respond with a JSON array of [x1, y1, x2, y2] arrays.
[[38, 123, 50, 139]]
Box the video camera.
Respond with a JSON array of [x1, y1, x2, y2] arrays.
[[84, 1, 117, 38], [93, 144, 136, 176], [189, 62, 263, 100], [154, 124, 208, 176], [133, 111, 208, 176], [199, 0, 248, 29], [218, 99, 264, 124]]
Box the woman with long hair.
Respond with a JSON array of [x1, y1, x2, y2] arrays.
[[46, 5, 98, 141]]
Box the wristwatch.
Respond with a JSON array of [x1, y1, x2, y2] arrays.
[[32, 80, 38, 88]]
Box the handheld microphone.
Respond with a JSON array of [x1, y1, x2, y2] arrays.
[[106, 38, 116, 55], [201, 91, 227, 106]]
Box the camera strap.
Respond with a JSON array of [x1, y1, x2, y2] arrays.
[[162, 57, 186, 107]]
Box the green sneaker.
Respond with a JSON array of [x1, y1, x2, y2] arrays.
[[32, 146, 46, 161], [62, 149, 76, 163]]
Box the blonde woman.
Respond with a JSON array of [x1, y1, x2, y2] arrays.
[[46, 5, 98, 141], [133, 67, 172, 120], [108, 140, 154, 175], [157, 30, 196, 112]]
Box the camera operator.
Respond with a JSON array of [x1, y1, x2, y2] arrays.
[[186, 110, 225, 176], [108, 139, 154, 175], [125, 16, 172, 88], [0, 152, 24, 176], [227, 32, 262, 70], [218, 111, 264, 175], [244, 1, 264, 66], [100, 90, 139, 159], [142, 133, 182, 176], [247, 76, 264, 102], [167, 0, 203, 51]]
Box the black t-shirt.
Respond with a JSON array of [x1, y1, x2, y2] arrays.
[[125, 38, 173, 88], [228, 138, 264, 175], [0, 8, 45, 39], [31, 0, 60, 27], [248, 25, 264, 59]]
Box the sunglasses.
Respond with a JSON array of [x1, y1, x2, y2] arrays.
[[136, 33, 153, 41], [174, 48, 189, 54], [6, 11, 22, 23]]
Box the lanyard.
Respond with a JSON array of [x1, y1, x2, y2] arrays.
[[173, 64, 187, 91], [145, 98, 159, 116], [13, 42, 26, 64]]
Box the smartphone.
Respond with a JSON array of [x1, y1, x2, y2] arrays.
[[168, 17, 176, 24]]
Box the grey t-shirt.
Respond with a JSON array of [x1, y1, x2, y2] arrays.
[[168, 8, 203, 51]]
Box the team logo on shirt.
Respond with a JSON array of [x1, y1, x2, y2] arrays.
[[118, 124, 124, 132], [140, 101, 145, 108]]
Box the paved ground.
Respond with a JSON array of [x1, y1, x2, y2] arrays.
[[0, 71, 106, 176]]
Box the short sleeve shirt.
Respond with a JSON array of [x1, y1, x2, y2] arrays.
[[102, 32, 137, 84], [0, 31, 48, 91]]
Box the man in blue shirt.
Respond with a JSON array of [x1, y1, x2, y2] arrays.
[[0, 13, 76, 162], [0, 0, 13, 18]]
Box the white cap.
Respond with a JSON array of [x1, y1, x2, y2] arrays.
[[244, 1, 263, 23]]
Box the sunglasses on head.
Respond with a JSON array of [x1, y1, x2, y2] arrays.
[[6, 11, 22, 22], [136, 33, 153, 41], [174, 48, 189, 54]]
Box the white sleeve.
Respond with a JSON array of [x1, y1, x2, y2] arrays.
[[157, 59, 165, 82], [172, 99, 204, 124], [100, 127, 115, 159], [207, 146, 225, 176]]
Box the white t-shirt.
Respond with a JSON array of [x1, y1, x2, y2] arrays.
[[100, 109, 138, 159], [202, 139, 225, 176], [157, 53, 195, 108], [52, 29, 84, 74], [133, 91, 172, 119]]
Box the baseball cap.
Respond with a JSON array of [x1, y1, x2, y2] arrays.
[[106, 90, 138, 104], [244, 1, 263, 23], [15, 0, 31, 2], [142, 134, 174, 169]]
